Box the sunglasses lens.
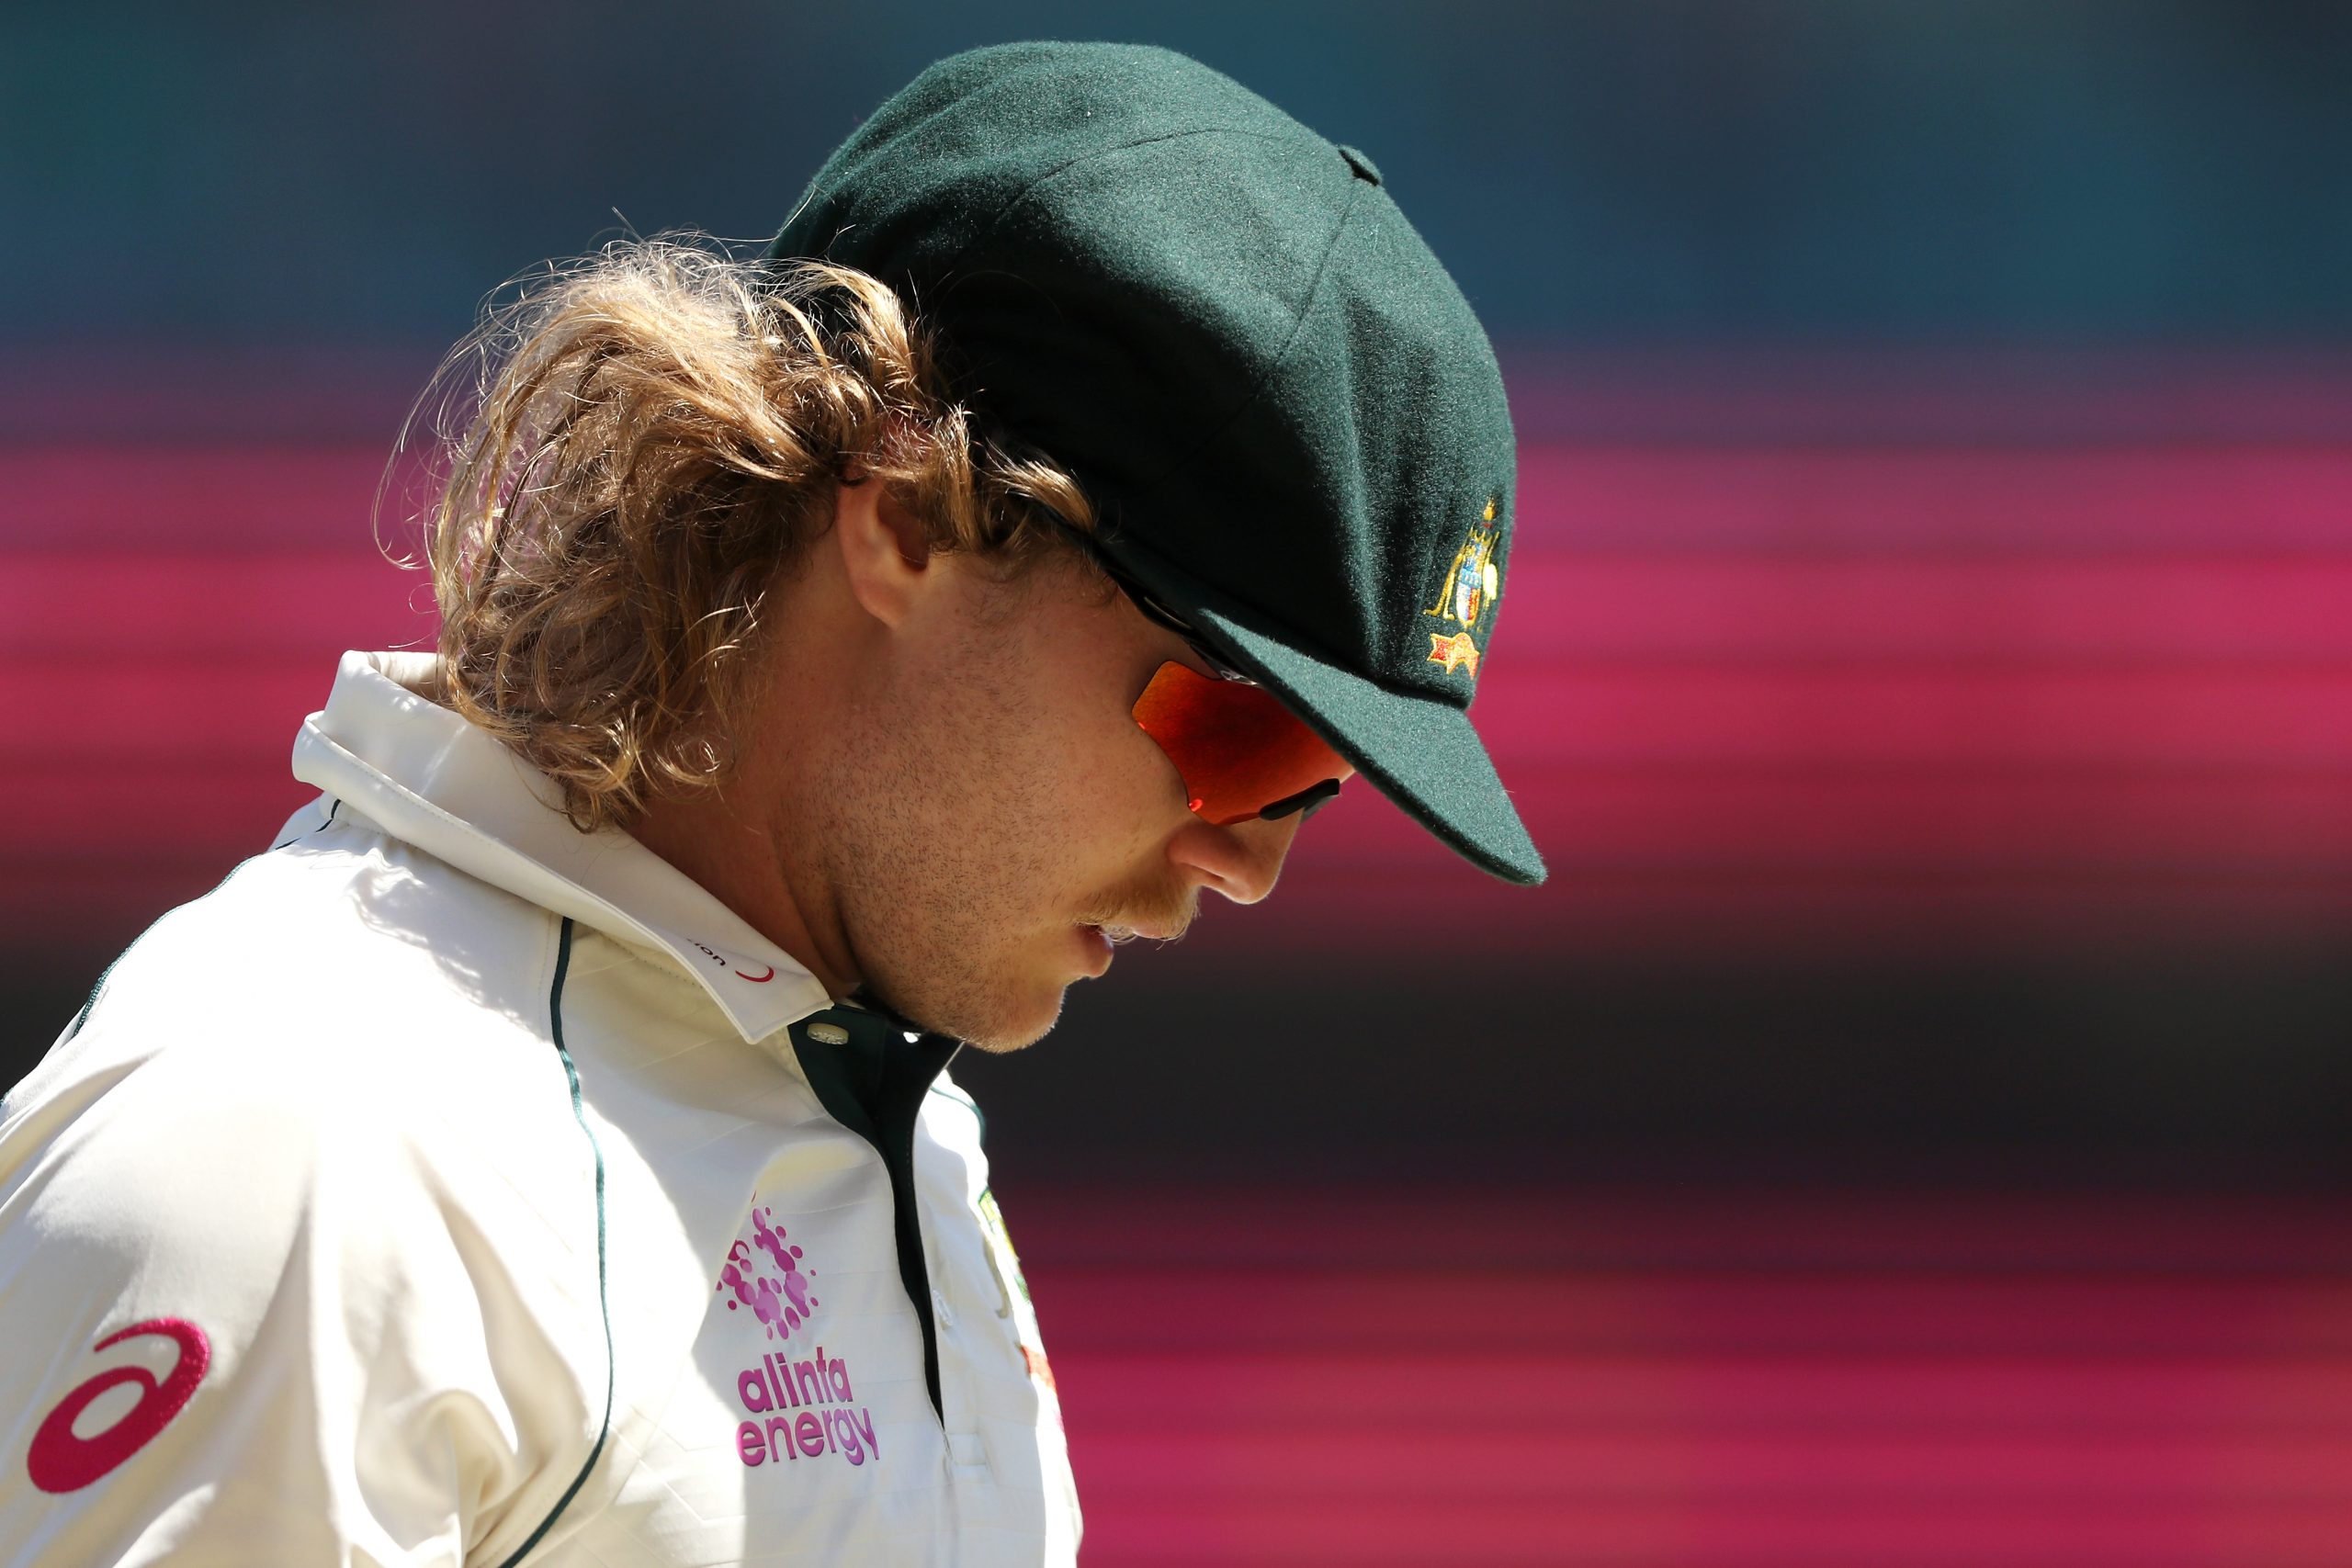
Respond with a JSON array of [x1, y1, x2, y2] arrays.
[[1132, 662, 1351, 825]]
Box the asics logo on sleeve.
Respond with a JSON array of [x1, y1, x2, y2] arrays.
[[27, 1319, 211, 1493]]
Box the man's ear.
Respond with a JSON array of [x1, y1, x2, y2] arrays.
[[832, 476, 933, 628]]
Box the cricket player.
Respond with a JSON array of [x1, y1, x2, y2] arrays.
[[0, 40, 1542, 1566]]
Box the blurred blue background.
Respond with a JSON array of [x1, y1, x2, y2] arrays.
[[11, 0, 2352, 346], [7, 4, 2352, 1561]]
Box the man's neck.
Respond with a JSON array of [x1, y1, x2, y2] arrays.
[[628, 786, 858, 1002]]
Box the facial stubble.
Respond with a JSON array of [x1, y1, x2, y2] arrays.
[[811, 605, 1188, 1052]]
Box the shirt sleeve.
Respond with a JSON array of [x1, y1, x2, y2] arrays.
[[0, 981, 608, 1567]]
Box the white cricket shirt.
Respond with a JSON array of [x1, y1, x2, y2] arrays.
[[0, 650, 1081, 1566]]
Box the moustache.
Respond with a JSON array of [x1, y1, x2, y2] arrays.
[[1076, 876, 1201, 945]]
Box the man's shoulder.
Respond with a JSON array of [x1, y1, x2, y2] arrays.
[[10, 802, 579, 1162], [0, 803, 604, 1325], [97, 801, 557, 1051], [0, 810, 613, 1568]]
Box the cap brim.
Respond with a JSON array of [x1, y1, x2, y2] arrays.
[[1115, 547, 1545, 886]]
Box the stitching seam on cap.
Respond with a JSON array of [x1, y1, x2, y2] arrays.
[[932, 125, 1308, 286], [1125, 175, 1370, 497]]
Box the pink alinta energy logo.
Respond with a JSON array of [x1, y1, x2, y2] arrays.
[[714, 1207, 881, 1470], [716, 1205, 818, 1341]]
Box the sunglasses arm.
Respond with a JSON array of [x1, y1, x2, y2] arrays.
[[1256, 777, 1343, 822]]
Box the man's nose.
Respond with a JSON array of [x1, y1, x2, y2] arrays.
[[1165, 814, 1301, 906]]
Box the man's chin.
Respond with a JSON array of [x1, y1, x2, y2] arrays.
[[864, 972, 1067, 1055], [950, 977, 1070, 1054]]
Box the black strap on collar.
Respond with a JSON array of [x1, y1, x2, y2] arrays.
[[785, 998, 962, 1420]]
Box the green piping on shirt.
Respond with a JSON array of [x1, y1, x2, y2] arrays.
[[495, 917, 616, 1568]]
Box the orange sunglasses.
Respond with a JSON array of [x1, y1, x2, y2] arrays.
[[1132, 660, 1351, 825], [1072, 539, 1351, 825], [1072, 526, 1363, 822]]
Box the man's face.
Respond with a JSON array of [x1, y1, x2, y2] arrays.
[[812, 547, 1309, 1052]]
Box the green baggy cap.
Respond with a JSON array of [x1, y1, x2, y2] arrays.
[[772, 40, 1544, 885]]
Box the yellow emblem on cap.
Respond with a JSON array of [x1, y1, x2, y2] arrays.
[[1428, 630, 1482, 677], [1424, 496, 1503, 633], [1420, 496, 1502, 679]]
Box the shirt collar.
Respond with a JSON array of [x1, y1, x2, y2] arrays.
[[289, 649, 835, 1044]]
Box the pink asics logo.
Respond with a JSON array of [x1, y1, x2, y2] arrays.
[[28, 1319, 210, 1494]]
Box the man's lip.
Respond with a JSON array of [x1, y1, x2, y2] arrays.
[[1086, 920, 1173, 943]]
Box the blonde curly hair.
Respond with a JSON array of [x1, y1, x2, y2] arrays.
[[404, 237, 1097, 833]]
